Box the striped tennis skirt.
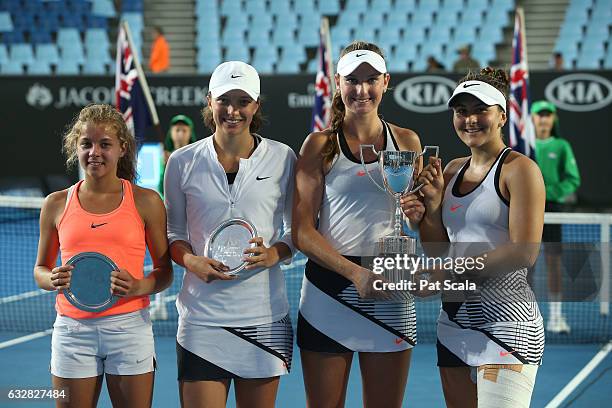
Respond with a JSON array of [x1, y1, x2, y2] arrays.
[[298, 257, 417, 353], [177, 314, 293, 380]]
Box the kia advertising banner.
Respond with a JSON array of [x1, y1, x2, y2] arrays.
[[2, 71, 611, 206]]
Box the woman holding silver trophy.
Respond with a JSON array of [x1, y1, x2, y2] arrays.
[[406, 67, 546, 407], [292, 41, 427, 408], [164, 61, 295, 408]]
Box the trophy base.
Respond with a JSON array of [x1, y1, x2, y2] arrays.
[[377, 235, 416, 256], [377, 236, 417, 292]]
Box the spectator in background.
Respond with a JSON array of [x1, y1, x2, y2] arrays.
[[149, 26, 169, 73], [552, 52, 566, 71], [158, 114, 197, 196], [150, 114, 197, 321], [531, 100, 581, 334], [426, 56, 446, 73], [452, 44, 480, 73]]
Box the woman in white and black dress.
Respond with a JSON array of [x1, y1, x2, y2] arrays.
[[164, 61, 295, 408]]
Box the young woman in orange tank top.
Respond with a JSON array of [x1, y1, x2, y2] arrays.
[[34, 104, 172, 408]]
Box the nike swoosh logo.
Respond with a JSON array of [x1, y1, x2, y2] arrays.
[[231, 74, 242, 78], [499, 350, 516, 357], [395, 336, 409, 344], [450, 204, 463, 212], [90, 222, 108, 228], [357, 170, 366, 176], [356, 53, 366, 57], [463, 83, 479, 88], [256, 176, 271, 181]]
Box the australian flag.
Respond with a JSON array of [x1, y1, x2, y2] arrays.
[[509, 8, 535, 160], [311, 19, 332, 132], [115, 22, 158, 147]]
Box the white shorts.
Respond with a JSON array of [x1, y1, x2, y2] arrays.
[[51, 309, 155, 378]]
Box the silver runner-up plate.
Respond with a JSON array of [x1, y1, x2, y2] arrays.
[[204, 218, 258, 276], [63, 252, 119, 312]]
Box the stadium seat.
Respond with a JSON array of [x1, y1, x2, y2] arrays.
[[28, 61, 52, 75], [352, 27, 376, 43], [224, 46, 250, 62], [376, 26, 401, 48], [0, 60, 23, 74], [82, 59, 107, 74], [436, 10, 459, 26], [84, 28, 110, 50], [403, 26, 426, 44], [297, 26, 319, 47], [0, 12, 14, 32], [268, 0, 291, 17], [336, 10, 361, 30], [300, 12, 323, 30], [253, 46, 277, 61], [318, 0, 340, 15], [394, 43, 418, 62], [361, 12, 384, 28], [225, 13, 249, 28], [271, 26, 295, 47], [370, 0, 392, 11], [386, 13, 409, 31], [220, 0, 242, 16], [387, 58, 407, 73], [221, 29, 245, 47], [409, 11, 434, 30], [276, 58, 300, 74], [30, 30, 53, 44], [603, 52, 612, 69], [294, 0, 315, 15], [91, 0, 116, 17], [280, 45, 307, 63], [306, 57, 317, 73], [60, 46, 85, 64], [2, 30, 25, 43], [246, 28, 270, 47], [345, 0, 368, 12], [251, 58, 275, 74], [35, 43, 60, 65], [576, 53, 601, 69], [0, 44, 7, 62], [10, 44, 35, 66], [56, 59, 80, 74], [245, 0, 267, 14]]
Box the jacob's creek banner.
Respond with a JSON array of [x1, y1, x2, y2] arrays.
[[2, 71, 611, 206]]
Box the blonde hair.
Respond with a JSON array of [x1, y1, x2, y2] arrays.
[[63, 104, 137, 182]]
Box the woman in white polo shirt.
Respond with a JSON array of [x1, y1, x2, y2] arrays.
[[164, 61, 295, 408]]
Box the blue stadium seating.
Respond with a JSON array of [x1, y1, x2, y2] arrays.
[[1, 60, 23, 74], [318, 0, 340, 15], [35, 43, 60, 65], [10, 43, 35, 66], [56, 59, 80, 74], [28, 61, 52, 75]]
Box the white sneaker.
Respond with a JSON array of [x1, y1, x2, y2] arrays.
[[547, 315, 571, 333], [150, 305, 168, 321]]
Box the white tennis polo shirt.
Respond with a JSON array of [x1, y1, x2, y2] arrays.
[[164, 135, 296, 327]]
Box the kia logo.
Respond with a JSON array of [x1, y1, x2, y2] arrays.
[[544, 74, 612, 112], [393, 76, 456, 113]]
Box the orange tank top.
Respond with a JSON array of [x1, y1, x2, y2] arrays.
[[56, 179, 149, 318]]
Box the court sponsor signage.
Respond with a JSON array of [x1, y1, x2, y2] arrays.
[[544, 73, 612, 112], [393, 75, 457, 113], [25, 83, 208, 109]]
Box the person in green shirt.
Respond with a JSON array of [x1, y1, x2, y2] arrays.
[[152, 114, 196, 321], [158, 114, 197, 196], [532, 100, 581, 334]]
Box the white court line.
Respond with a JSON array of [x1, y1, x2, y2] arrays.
[[0, 289, 47, 304], [0, 329, 52, 350], [544, 341, 612, 408]]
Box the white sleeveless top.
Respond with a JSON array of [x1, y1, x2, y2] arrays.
[[438, 147, 545, 366], [442, 147, 511, 248], [318, 121, 398, 256]]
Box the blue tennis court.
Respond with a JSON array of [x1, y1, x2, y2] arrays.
[[0, 202, 611, 406]]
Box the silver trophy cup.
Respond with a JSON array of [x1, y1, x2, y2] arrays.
[[360, 145, 439, 283]]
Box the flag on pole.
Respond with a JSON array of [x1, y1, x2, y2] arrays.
[[311, 17, 334, 132], [509, 7, 535, 160], [115, 21, 159, 147]]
